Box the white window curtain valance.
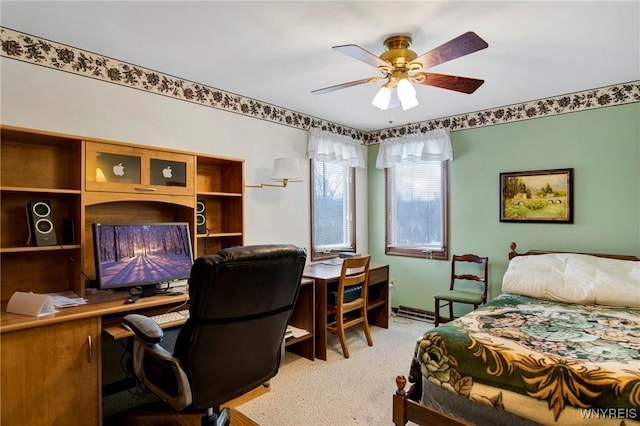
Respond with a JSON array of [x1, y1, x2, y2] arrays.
[[307, 127, 366, 169], [375, 128, 453, 169]]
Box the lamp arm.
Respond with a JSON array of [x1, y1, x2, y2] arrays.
[[245, 178, 288, 189]]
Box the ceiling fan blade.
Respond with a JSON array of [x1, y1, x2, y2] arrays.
[[312, 77, 383, 94], [412, 31, 488, 70], [332, 44, 390, 69], [412, 72, 485, 94]]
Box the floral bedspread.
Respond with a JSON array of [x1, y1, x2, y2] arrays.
[[412, 293, 640, 424]]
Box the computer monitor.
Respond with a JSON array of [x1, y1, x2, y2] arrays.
[[92, 222, 194, 295]]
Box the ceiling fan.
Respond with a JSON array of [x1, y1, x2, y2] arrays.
[[312, 31, 488, 111]]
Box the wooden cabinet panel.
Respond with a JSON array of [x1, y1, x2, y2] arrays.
[[1, 317, 100, 425], [85, 141, 195, 196]]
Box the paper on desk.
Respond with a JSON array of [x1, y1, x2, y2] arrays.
[[46, 291, 88, 308], [6, 292, 57, 317]]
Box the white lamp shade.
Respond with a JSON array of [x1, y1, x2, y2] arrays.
[[371, 86, 391, 110], [400, 93, 419, 110], [270, 158, 303, 182], [397, 78, 416, 99], [398, 78, 419, 110]]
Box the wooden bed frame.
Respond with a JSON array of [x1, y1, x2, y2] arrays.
[[507, 241, 640, 261], [392, 242, 640, 426]]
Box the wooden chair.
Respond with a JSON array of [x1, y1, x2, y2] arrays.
[[326, 255, 373, 358], [434, 254, 488, 327]]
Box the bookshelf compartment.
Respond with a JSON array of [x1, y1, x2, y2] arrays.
[[1, 191, 81, 249], [197, 157, 244, 194], [0, 249, 83, 301], [196, 235, 244, 257], [0, 128, 82, 191], [196, 197, 243, 235]]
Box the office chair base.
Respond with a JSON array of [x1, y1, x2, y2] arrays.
[[202, 407, 230, 426]]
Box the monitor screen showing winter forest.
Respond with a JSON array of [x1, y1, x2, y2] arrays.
[[92, 222, 194, 290]]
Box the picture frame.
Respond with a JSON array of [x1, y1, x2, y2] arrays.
[[500, 168, 573, 223]]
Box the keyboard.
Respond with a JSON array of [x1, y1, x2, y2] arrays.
[[149, 309, 190, 325]]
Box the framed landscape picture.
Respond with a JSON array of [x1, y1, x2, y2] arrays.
[[500, 168, 573, 223]]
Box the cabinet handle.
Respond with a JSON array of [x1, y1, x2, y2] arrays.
[[134, 187, 158, 192], [87, 335, 92, 363]]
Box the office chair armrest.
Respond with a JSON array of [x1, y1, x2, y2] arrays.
[[130, 330, 193, 411], [123, 314, 163, 345]]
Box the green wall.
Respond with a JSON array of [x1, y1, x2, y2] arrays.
[[368, 103, 640, 314]]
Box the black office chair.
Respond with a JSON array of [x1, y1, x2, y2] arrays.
[[120, 244, 306, 426], [434, 254, 488, 327]]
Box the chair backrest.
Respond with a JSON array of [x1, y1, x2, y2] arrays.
[[173, 244, 306, 410], [337, 255, 371, 307], [449, 254, 489, 301]]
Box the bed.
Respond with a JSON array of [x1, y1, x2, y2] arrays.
[[393, 243, 640, 426]]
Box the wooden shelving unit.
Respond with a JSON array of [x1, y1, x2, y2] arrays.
[[0, 124, 245, 301], [0, 127, 84, 301], [195, 155, 245, 257], [0, 124, 245, 425], [285, 278, 315, 360]]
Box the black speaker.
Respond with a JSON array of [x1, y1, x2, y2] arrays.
[[62, 219, 75, 245], [26, 200, 57, 246], [196, 199, 207, 234]]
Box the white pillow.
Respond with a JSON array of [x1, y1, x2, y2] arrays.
[[502, 253, 640, 307]]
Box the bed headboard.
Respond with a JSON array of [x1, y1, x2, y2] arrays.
[[508, 242, 640, 261]]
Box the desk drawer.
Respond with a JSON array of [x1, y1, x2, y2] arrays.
[[369, 265, 389, 285]]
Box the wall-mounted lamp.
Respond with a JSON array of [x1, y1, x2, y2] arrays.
[[245, 158, 304, 188]]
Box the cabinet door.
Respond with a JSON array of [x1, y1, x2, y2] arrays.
[[1, 318, 100, 426], [85, 141, 194, 196]]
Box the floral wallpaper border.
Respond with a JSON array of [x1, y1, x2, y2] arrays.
[[371, 80, 640, 143], [2, 27, 638, 145]]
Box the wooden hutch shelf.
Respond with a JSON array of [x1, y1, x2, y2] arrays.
[[0, 124, 246, 425]]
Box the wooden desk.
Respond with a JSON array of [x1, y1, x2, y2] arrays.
[[284, 278, 315, 360], [0, 291, 189, 334], [303, 262, 389, 360], [1, 278, 316, 425], [0, 291, 189, 426], [101, 279, 316, 361]]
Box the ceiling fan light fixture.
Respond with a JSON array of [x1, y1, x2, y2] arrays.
[[397, 77, 418, 110], [314, 31, 489, 112], [372, 86, 392, 109], [400, 93, 419, 111], [397, 77, 416, 98]]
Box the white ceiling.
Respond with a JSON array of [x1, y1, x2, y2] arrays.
[[2, 1, 639, 132]]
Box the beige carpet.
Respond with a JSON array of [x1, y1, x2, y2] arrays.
[[236, 316, 430, 426]]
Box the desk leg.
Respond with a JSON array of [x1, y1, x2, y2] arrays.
[[314, 280, 328, 361]]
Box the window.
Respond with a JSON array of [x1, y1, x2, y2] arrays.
[[311, 159, 355, 261], [385, 160, 449, 259]]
